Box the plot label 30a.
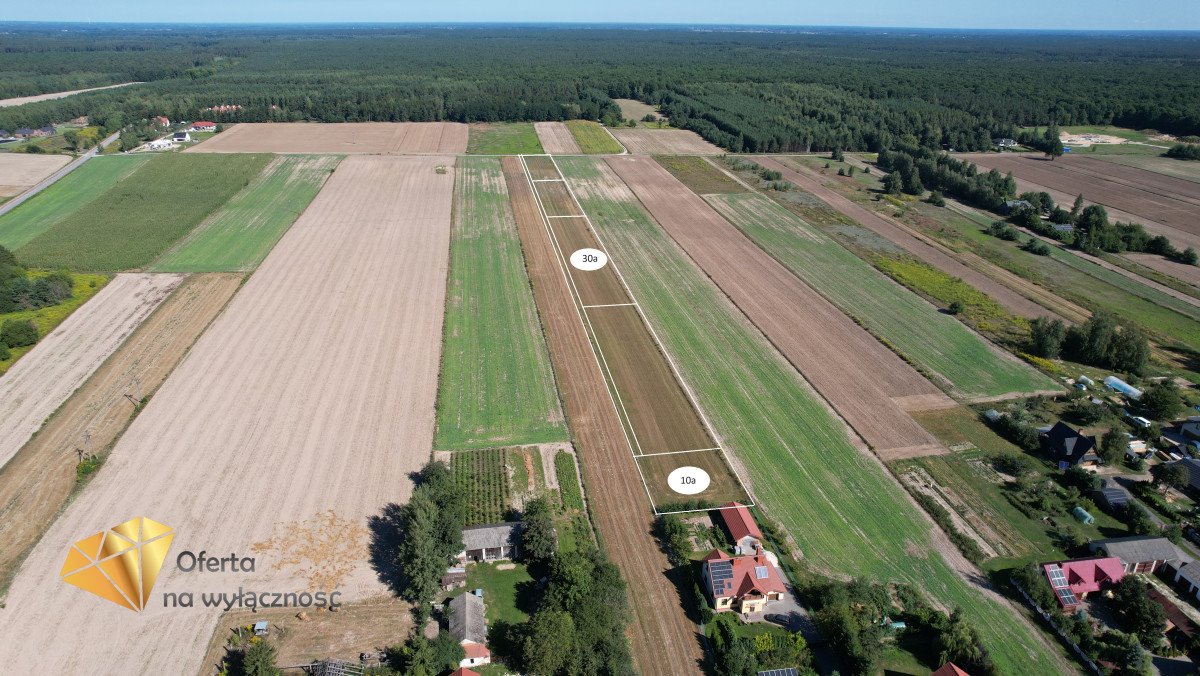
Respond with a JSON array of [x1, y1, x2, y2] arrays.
[[570, 248, 608, 271]]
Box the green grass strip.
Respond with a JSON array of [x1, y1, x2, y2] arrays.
[[152, 155, 341, 272], [566, 120, 623, 154], [434, 156, 566, 449]]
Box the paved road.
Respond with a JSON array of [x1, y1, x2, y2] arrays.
[[0, 131, 119, 219]]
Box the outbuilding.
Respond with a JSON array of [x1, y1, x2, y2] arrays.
[[1089, 536, 1184, 573]]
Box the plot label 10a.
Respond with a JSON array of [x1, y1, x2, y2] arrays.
[[667, 466, 711, 495], [570, 248, 608, 271]]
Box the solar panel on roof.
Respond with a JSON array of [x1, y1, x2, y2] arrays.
[[1047, 565, 1069, 588], [710, 561, 733, 580], [1055, 587, 1079, 606], [756, 669, 799, 676]]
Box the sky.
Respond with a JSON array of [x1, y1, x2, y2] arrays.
[[6, 0, 1200, 30]]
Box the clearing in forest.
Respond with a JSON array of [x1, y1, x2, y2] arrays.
[[435, 156, 566, 449], [0, 155, 150, 249], [467, 123, 544, 155], [16, 153, 271, 271], [558, 155, 1070, 674], [153, 155, 341, 272], [703, 191, 1056, 398]]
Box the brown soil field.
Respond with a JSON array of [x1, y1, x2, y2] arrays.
[[502, 155, 706, 675], [187, 122, 468, 155], [1124, 252, 1200, 288], [760, 156, 1065, 321], [0, 156, 453, 673], [610, 128, 722, 155], [524, 155, 561, 180], [0, 82, 139, 107], [0, 153, 71, 196], [533, 122, 582, 155], [534, 179, 585, 217], [0, 273, 242, 597], [963, 153, 1200, 245], [198, 594, 411, 674], [608, 155, 948, 457], [0, 273, 183, 469], [636, 450, 750, 507], [586, 305, 714, 455], [544, 214, 630, 307]]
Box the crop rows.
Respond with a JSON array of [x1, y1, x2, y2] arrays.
[[451, 447, 511, 525], [565, 120, 622, 154], [555, 451, 584, 512]]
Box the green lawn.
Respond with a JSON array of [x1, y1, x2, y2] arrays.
[[565, 120, 623, 154], [467, 123, 544, 155], [0, 155, 151, 250], [434, 156, 566, 449], [558, 156, 1068, 674], [152, 155, 340, 272], [16, 153, 271, 272], [0, 273, 108, 375], [704, 192, 1054, 398]]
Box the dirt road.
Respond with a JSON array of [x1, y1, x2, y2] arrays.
[[0, 156, 453, 673], [504, 156, 706, 676]]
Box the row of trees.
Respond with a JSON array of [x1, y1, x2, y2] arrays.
[[877, 145, 1018, 210], [1028, 313, 1151, 375], [0, 245, 74, 360]]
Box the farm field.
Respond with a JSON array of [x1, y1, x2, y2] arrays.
[[534, 179, 584, 217], [0, 153, 70, 197], [601, 155, 950, 458], [0, 272, 108, 374], [565, 120, 623, 154], [0, 273, 242, 596], [187, 122, 469, 154], [565, 155, 1068, 673], [533, 122, 581, 154], [0, 155, 150, 249], [1124, 252, 1200, 287], [609, 128, 722, 155], [656, 155, 747, 195], [963, 152, 1200, 242], [435, 156, 565, 449], [16, 153, 271, 271], [758, 156, 1062, 321], [501, 155, 706, 675], [702, 190, 1056, 399], [1084, 149, 1200, 183], [0, 155, 454, 673], [466, 122, 543, 155], [0, 273, 182, 469], [152, 155, 341, 272]]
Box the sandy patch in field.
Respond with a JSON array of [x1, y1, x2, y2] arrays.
[[534, 122, 581, 155], [0, 153, 71, 196], [0, 273, 243, 595], [1060, 132, 1127, 146], [0, 155, 453, 673], [187, 122, 468, 155], [608, 155, 948, 456], [610, 129, 722, 155], [614, 99, 662, 122], [0, 82, 139, 108], [0, 273, 183, 469]]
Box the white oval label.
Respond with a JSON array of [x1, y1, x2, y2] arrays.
[[667, 466, 711, 495], [570, 248, 608, 271]]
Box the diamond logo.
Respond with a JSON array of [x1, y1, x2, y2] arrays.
[[60, 517, 174, 612]]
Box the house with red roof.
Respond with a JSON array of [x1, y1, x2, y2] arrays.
[[152, 116, 170, 127], [701, 547, 787, 615], [719, 501, 763, 555], [189, 121, 217, 132], [450, 669, 480, 676], [931, 663, 970, 676], [1042, 557, 1126, 611]]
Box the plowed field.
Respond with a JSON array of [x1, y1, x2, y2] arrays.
[[533, 122, 581, 154], [610, 129, 722, 155], [0, 154, 70, 197], [0, 155, 453, 673], [188, 122, 468, 154]]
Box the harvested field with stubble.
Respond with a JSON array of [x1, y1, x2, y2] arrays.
[[0, 273, 242, 597], [436, 156, 565, 449], [609, 128, 722, 155], [187, 122, 468, 154], [0, 273, 183, 469], [501, 155, 706, 676], [0, 153, 70, 197], [557, 155, 1070, 674], [606, 155, 949, 458], [702, 191, 1056, 399], [0, 156, 453, 674], [533, 122, 582, 154], [759, 156, 1062, 321]]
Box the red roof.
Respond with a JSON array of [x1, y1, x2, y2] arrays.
[[192, 121, 216, 127], [706, 550, 786, 600], [462, 642, 490, 659], [451, 669, 480, 676], [703, 548, 731, 562], [932, 664, 970, 676], [719, 502, 763, 542], [1043, 557, 1125, 605]]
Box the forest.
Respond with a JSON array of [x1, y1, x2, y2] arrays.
[[1, 24, 1198, 152]]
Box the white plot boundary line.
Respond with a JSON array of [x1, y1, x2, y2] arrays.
[[517, 155, 659, 510], [532, 153, 755, 514], [582, 302, 638, 309]]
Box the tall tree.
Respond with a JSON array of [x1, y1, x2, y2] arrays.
[[522, 610, 577, 675], [520, 496, 558, 566]]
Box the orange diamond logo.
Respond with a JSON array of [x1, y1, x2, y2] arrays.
[[60, 517, 174, 612]]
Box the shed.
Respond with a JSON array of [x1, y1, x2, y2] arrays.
[[1090, 536, 1184, 573], [460, 523, 519, 562], [1094, 485, 1130, 510]]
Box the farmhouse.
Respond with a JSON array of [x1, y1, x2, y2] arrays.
[[993, 138, 1018, 148], [1089, 536, 1184, 573], [701, 548, 786, 615], [450, 669, 480, 676], [449, 592, 491, 668], [173, 132, 191, 143], [189, 121, 217, 132], [931, 663, 972, 676], [458, 523, 519, 563], [999, 199, 1032, 215], [1042, 557, 1125, 612], [153, 116, 170, 127], [1041, 422, 1099, 468], [719, 501, 764, 555]]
